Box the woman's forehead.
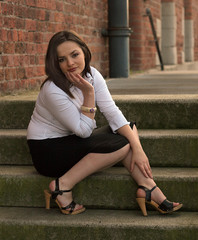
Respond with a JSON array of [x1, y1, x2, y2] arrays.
[[57, 41, 82, 56]]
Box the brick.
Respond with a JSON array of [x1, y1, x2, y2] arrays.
[[36, 21, 47, 32], [36, 66, 45, 76], [33, 33, 43, 43], [54, 12, 65, 22], [17, 67, 26, 80], [56, 1, 64, 11], [0, 29, 7, 41], [36, 9, 46, 21], [3, 17, 15, 29], [26, 0, 36, 7], [0, 68, 4, 81], [15, 43, 27, 54], [7, 29, 18, 42], [3, 42, 15, 54], [15, 5, 27, 18], [30, 55, 36, 65], [26, 8, 36, 20], [26, 44, 37, 54], [1, 2, 14, 15], [26, 19, 37, 31], [0, 56, 9, 67], [36, 0, 47, 9], [5, 68, 17, 81], [36, 44, 47, 54], [35, 55, 45, 65], [15, 18, 25, 29]]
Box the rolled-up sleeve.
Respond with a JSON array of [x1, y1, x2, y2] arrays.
[[43, 85, 96, 138], [93, 69, 130, 132]]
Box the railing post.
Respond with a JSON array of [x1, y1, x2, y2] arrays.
[[102, 0, 132, 78]]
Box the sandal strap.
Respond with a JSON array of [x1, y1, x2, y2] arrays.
[[62, 200, 76, 213], [138, 185, 157, 202], [159, 199, 173, 212], [51, 178, 72, 199]]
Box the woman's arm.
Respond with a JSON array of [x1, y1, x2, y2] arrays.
[[117, 124, 153, 179], [66, 72, 96, 120]]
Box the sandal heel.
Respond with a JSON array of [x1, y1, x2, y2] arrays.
[[44, 189, 51, 210], [136, 198, 148, 216]]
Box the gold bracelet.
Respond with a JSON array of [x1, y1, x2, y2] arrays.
[[81, 105, 97, 113]]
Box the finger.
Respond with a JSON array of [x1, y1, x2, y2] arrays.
[[66, 72, 81, 85], [146, 168, 153, 179], [130, 160, 135, 172], [139, 165, 149, 178], [146, 163, 153, 179]]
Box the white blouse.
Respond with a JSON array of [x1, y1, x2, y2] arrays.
[[27, 67, 129, 140]]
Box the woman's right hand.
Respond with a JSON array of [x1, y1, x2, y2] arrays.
[[66, 72, 94, 94]]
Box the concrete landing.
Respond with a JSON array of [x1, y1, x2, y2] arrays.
[[107, 70, 198, 95]]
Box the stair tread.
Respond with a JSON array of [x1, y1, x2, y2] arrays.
[[0, 93, 198, 101], [0, 207, 197, 228], [0, 165, 198, 179], [1, 129, 198, 137]]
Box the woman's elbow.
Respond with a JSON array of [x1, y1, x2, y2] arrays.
[[75, 129, 92, 138]]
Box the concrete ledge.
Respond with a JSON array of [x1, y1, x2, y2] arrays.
[[0, 207, 197, 240], [0, 166, 197, 211], [1, 95, 198, 129], [0, 129, 198, 167]]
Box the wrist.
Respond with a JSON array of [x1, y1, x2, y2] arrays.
[[81, 105, 97, 113], [130, 142, 143, 153]]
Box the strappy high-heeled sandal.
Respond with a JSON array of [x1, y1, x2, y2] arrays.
[[136, 185, 183, 216], [44, 178, 85, 215]]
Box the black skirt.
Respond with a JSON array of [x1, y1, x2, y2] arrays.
[[27, 123, 135, 178]]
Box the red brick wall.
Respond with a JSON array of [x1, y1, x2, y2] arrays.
[[129, 0, 161, 71], [192, 0, 198, 60], [0, 0, 108, 94], [129, 0, 198, 70], [175, 0, 185, 64]]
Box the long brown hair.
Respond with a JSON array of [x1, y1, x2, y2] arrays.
[[42, 31, 92, 98]]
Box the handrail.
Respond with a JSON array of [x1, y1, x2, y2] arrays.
[[145, 8, 164, 71]]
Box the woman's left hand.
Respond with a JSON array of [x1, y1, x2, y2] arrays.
[[131, 148, 153, 179]]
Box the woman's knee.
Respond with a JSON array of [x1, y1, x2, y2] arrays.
[[118, 144, 130, 159]]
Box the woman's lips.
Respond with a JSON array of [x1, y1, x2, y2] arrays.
[[68, 67, 77, 72]]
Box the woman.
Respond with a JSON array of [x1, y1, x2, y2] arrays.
[[27, 30, 182, 216]]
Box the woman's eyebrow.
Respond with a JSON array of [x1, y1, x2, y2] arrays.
[[58, 50, 78, 58]]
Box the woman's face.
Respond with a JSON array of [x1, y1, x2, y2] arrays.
[[57, 41, 85, 76]]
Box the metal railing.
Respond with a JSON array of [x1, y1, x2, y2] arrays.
[[145, 8, 164, 71]]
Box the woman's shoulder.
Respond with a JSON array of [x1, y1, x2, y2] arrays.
[[42, 80, 63, 94], [90, 66, 102, 77], [90, 66, 105, 83], [40, 80, 69, 100]]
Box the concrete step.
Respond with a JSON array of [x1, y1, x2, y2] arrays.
[[0, 166, 197, 211], [1, 129, 198, 167], [0, 95, 197, 129], [0, 207, 197, 240]]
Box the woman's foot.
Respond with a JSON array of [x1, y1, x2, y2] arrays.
[[49, 179, 84, 212], [136, 185, 182, 216], [136, 185, 180, 207]]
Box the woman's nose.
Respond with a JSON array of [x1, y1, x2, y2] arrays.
[[67, 57, 74, 67]]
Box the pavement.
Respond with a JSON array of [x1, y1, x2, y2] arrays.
[[0, 62, 198, 100], [107, 62, 198, 95]]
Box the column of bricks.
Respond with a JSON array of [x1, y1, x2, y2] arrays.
[[192, 0, 198, 60], [129, 0, 161, 71], [0, 0, 108, 94]]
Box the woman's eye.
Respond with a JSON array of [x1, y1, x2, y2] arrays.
[[58, 58, 65, 63], [72, 53, 79, 58]]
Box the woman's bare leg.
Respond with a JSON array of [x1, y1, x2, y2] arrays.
[[49, 144, 130, 208], [121, 126, 180, 206]]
